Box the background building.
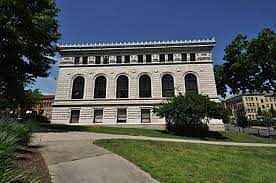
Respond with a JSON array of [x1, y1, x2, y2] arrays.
[[33, 95, 55, 120], [224, 93, 276, 122], [52, 39, 219, 127]]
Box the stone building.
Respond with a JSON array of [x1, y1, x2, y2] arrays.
[[51, 39, 219, 127], [224, 93, 276, 122]]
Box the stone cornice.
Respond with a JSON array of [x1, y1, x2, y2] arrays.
[[59, 38, 216, 52]]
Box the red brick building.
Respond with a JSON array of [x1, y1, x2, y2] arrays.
[[34, 95, 55, 120]]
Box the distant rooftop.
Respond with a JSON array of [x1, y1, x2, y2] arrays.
[[59, 38, 216, 49], [224, 92, 276, 101]]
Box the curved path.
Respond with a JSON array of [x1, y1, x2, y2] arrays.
[[32, 131, 276, 147], [31, 132, 276, 183]]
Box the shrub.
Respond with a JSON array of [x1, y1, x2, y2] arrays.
[[36, 115, 50, 123], [0, 119, 38, 182], [0, 120, 31, 145], [154, 93, 225, 133]]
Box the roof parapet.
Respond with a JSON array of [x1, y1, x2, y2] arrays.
[[58, 38, 216, 48]]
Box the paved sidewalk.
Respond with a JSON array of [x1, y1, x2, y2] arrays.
[[31, 132, 276, 183], [32, 131, 276, 147], [31, 139, 158, 183]]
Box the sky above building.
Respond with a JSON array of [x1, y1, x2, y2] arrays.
[[33, 0, 276, 94]]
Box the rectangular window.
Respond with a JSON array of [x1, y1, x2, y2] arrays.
[[116, 56, 122, 63], [181, 53, 187, 61], [168, 54, 173, 61], [95, 56, 101, 64], [124, 55, 130, 63], [103, 56, 109, 64], [94, 109, 103, 123], [70, 110, 80, 123], [138, 55, 143, 63], [141, 109, 151, 123], [190, 53, 196, 61], [74, 57, 80, 64], [82, 56, 88, 64], [117, 108, 127, 123], [159, 54, 165, 62], [146, 54, 152, 63]]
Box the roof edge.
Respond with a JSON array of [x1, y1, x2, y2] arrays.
[[58, 38, 216, 49]]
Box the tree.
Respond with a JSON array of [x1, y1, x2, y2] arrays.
[[0, 0, 60, 107], [20, 89, 42, 113], [153, 93, 225, 133], [215, 28, 276, 97]]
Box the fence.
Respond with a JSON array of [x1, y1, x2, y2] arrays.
[[225, 124, 276, 137]]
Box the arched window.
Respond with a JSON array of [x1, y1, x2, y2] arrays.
[[72, 76, 85, 99], [94, 76, 107, 98], [116, 75, 129, 98], [162, 74, 174, 97], [139, 75, 151, 97], [185, 73, 198, 94]]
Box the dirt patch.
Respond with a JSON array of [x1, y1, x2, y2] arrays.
[[15, 147, 51, 183]]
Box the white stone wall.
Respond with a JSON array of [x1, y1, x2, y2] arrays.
[[52, 62, 218, 125]]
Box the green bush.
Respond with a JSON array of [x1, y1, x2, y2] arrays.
[[0, 122, 31, 145], [0, 119, 38, 183], [36, 115, 50, 123], [154, 93, 225, 133]]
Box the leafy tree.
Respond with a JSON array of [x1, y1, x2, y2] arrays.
[[237, 115, 248, 128], [20, 89, 42, 113], [215, 28, 276, 97], [153, 93, 225, 133], [0, 0, 60, 107]]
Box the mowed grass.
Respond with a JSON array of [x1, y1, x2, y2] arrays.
[[40, 124, 276, 144], [95, 139, 276, 183]]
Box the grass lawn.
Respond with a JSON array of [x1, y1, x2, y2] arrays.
[[40, 123, 276, 144], [95, 139, 276, 183]]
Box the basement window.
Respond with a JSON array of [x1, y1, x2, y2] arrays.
[[94, 109, 103, 123], [117, 108, 127, 123], [70, 110, 80, 123], [141, 109, 151, 123]]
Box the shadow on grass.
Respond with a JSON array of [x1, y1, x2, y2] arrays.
[[34, 123, 88, 133], [158, 130, 229, 140], [36, 123, 229, 141]]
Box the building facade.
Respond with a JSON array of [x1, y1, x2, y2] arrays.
[[51, 39, 218, 126], [224, 93, 276, 122]]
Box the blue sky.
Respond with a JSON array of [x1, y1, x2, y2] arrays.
[[33, 0, 276, 94]]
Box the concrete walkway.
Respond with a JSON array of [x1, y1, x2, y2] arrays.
[[31, 134, 158, 183], [32, 131, 276, 147], [31, 132, 276, 183]]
